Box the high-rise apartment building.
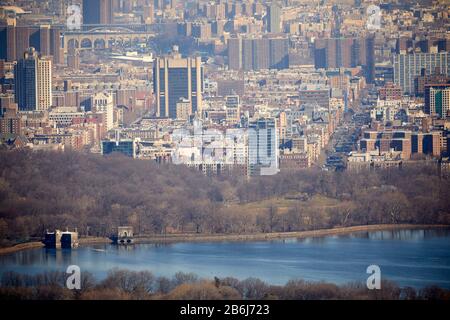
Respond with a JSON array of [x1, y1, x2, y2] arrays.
[[269, 37, 289, 70], [314, 38, 352, 68], [0, 18, 16, 62], [267, 3, 281, 33], [242, 38, 254, 71], [356, 35, 375, 84], [424, 84, 450, 119], [314, 36, 375, 83], [225, 95, 240, 123], [153, 46, 203, 119], [83, 0, 114, 25], [0, 95, 20, 135], [248, 118, 279, 176], [0, 22, 63, 63], [227, 38, 242, 70], [253, 38, 270, 70], [227, 36, 288, 71], [412, 132, 441, 157], [50, 26, 63, 65], [91, 92, 114, 131], [393, 52, 449, 95], [14, 47, 52, 111], [29, 25, 50, 57]]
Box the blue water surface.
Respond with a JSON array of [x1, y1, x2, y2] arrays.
[[1, 229, 449, 288]]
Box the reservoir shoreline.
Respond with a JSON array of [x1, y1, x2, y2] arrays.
[[1, 223, 449, 256]]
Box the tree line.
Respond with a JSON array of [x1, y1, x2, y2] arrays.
[[0, 150, 449, 246], [1, 269, 449, 300]]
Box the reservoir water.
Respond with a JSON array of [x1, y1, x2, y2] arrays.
[[1, 228, 450, 288]]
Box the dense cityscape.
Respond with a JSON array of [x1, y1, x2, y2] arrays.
[[0, 0, 448, 175], [0, 0, 450, 304]]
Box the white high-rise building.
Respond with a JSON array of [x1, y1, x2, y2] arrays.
[[425, 84, 450, 119], [393, 52, 449, 95], [248, 118, 279, 176], [91, 92, 114, 131]]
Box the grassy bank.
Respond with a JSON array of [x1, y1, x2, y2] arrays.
[[0, 242, 44, 256]]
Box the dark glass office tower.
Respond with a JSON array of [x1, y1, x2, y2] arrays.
[[153, 47, 203, 119]]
